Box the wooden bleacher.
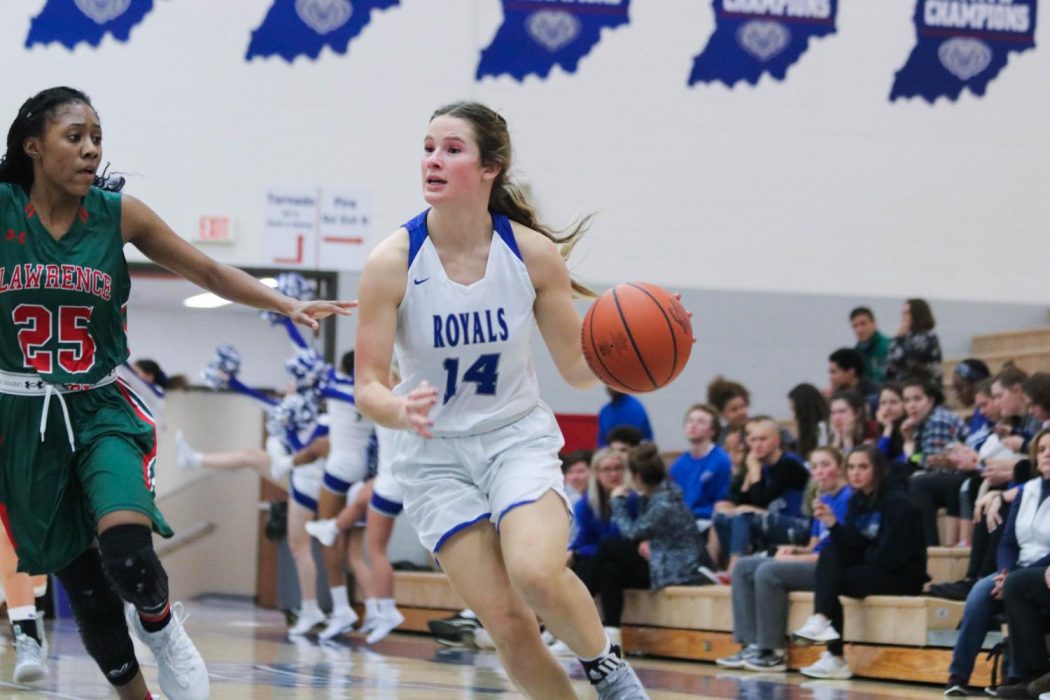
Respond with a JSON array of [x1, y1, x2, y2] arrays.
[[943, 325, 1050, 405], [380, 568, 994, 686]]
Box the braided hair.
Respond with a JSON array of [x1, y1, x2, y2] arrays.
[[0, 87, 124, 193]]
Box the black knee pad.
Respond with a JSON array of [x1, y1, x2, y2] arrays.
[[56, 548, 140, 686], [98, 523, 169, 614]]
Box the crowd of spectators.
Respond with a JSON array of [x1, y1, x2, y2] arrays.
[[559, 298, 1050, 695]]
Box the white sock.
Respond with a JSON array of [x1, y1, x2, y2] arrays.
[[579, 638, 612, 663], [378, 598, 397, 615], [365, 598, 379, 618], [330, 585, 350, 614], [301, 599, 321, 616], [8, 605, 35, 623]]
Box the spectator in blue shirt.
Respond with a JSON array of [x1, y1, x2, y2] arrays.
[[568, 449, 639, 615], [669, 404, 731, 528], [597, 388, 653, 447]]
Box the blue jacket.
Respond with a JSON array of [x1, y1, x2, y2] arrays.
[[597, 394, 653, 446], [669, 445, 732, 519], [570, 491, 637, 557]]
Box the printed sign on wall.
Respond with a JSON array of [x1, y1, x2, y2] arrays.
[[26, 0, 155, 49], [265, 187, 372, 271], [477, 0, 631, 81], [891, 0, 1037, 102], [689, 0, 838, 87], [247, 0, 399, 62]]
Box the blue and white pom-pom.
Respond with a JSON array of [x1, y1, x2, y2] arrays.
[[285, 347, 330, 394], [261, 272, 316, 326], [200, 344, 242, 389], [200, 364, 229, 390], [267, 392, 320, 436], [214, 345, 242, 375]]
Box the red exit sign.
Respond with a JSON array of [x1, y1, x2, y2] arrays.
[[197, 216, 234, 244]]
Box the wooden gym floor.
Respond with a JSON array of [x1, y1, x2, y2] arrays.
[[0, 597, 948, 698]]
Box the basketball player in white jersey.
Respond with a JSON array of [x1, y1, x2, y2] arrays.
[[354, 102, 647, 699], [312, 351, 374, 639]]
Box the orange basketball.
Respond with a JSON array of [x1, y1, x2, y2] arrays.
[[581, 282, 694, 394]]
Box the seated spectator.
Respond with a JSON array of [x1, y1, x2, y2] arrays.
[[941, 379, 1014, 533], [952, 359, 993, 434], [668, 404, 731, 529], [561, 449, 593, 508], [597, 388, 653, 447], [874, 382, 907, 469], [903, 375, 970, 546], [788, 383, 829, 462], [828, 348, 878, 400], [567, 449, 639, 645], [712, 417, 810, 572], [966, 378, 1000, 453], [792, 446, 927, 680], [604, 425, 645, 460], [931, 401, 1039, 602], [828, 389, 877, 453], [607, 443, 706, 635], [885, 298, 943, 383], [1023, 372, 1050, 431], [943, 428, 1050, 696], [993, 364, 1042, 452], [707, 376, 751, 446], [850, 306, 890, 386], [568, 448, 632, 572], [716, 447, 851, 673], [999, 564, 1050, 699]]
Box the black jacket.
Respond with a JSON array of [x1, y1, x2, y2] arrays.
[[829, 485, 928, 586]]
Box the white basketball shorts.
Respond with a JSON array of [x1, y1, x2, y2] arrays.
[[390, 402, 570, 553]]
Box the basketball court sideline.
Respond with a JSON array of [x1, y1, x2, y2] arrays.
[[0, 596, 944, 698]]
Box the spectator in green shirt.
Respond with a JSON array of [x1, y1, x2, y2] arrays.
[[850, 306, 890, 386]]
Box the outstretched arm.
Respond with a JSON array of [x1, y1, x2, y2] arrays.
[[121, 195, 355, 329], [519, 225, 597, 390]]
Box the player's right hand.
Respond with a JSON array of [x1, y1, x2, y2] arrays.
[[399, 380, 439, 438]]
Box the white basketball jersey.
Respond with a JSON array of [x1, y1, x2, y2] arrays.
[[395, 210, 540, 436], [326, 375, 375, 456]]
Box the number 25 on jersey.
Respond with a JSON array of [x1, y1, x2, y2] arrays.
[[13, 304, 96, 374]]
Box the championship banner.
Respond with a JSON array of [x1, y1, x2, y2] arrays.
[[891, 0, 1037, 102], [247, 0, 399, 62], [689, 0, 837, 87], [477, 0, 631, 81], [26, 0, 155, 49]]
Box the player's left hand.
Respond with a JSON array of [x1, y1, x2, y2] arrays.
[[289, 299, 357, 330]]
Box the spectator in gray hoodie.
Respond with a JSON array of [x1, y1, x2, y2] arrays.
[[609, 443, 706, 606]]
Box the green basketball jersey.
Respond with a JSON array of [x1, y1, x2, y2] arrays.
[[0, 184, 130, 385]]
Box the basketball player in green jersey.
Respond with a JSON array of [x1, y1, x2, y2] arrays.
[[0, 87, 354, 700]]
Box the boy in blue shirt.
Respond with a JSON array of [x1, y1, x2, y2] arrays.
[[669, 404, 732, 530]]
